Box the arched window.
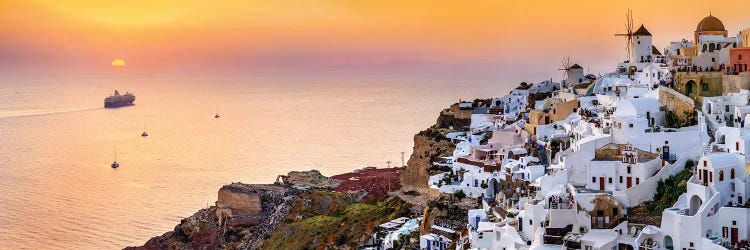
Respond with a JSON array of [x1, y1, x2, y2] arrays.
[[719, 170, 724, 181], [740, 54, 744, 61], [703, 44, 708, 52], [731, 169, 735, 179]]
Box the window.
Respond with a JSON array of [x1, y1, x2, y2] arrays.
[[608, 178, 613, 184], [710, 172, 713, 182], [731, 169, 735, 179], [733, 220, 737, 225], [737, 142, 740, 151], [704, 160, 707, 167], [629, 123, 633, 128], [719, 170, 724, 181], [740, 54, 744, 60], [613, 207, 619, 215], [592, 177, 596, 183], [636, 178, 640, 185], [619, 176, 623, 183], [702, 83, 709, 91], [627, 166, 631, 174]]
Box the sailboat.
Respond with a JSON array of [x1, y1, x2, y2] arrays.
[[111, 150, 119, 169], [141, 123, 149, 137], [214, 107, 221, 118]]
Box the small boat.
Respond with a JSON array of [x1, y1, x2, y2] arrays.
[[111, 150, 119, 169], [141, 124, 149, 137], [214, 107, 221, 118]]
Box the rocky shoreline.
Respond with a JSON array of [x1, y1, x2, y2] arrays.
[[127, 104, 464, 250]]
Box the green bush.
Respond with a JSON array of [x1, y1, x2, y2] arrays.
[[454, 190, 467, 199], [645, 167, 693, 215]]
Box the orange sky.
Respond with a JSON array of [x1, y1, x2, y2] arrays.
[[1, 0, 749, 79]]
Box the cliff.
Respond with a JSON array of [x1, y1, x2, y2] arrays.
[[128, 169, 410, 250], [400, 128, 455, 194], [126, 184, 299, 250]]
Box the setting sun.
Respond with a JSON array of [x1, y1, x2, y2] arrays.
[[111, 59, 126, 67]]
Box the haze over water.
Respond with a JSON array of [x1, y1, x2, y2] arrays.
[[0, 76, 513, 249]]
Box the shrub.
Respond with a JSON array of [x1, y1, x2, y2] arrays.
[[454, 190, 467, 199]]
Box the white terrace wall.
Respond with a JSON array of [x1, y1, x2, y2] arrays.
[[619, 156, 690, 207]]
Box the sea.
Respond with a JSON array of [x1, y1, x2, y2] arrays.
[[0, 76, 513, 249]]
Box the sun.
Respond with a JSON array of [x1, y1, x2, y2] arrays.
[[112, 59, 126, 67]]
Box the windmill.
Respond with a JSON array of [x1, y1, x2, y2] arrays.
[[558, 56, 573, 88], [614, 9, 635, 61]]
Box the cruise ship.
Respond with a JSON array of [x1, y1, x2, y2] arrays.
[[104, 90, 135, 108]]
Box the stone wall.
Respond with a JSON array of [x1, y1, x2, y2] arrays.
[[722, 72, 750, 95], [659, 86, 695, 123]]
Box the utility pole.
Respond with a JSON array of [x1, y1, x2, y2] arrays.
[[401, 152, 406, 167], [386, 161, 391, 168]]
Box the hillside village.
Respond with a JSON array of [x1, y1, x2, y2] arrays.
[[130, 13, 750, 250], [387, 13, 750, 250]]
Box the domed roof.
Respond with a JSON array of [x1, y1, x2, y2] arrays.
[[696, 15, 725, 32]]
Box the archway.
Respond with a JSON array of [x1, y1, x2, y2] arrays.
[[486, 178, 500, 199], [686, 80, 697, 95], [689, 195, 703, 216], [664, 235, 674, 250]]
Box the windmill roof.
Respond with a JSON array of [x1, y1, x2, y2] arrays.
[[633, 24, 652, 36], [570, 64, 583, 69], [652, 46, 662, 55]]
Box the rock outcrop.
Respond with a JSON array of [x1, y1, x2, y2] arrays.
[[276, 170, 339, 188], [126, 183, 299, 250], [435, 112, 471, 130], [400, 128, 455, 193], [216, 183, 263, 218]]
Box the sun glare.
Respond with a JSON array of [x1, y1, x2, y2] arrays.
[[112, 59, 126, 67]]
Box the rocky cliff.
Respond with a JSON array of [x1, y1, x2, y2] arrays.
[[128, 169, 411, 250], [399, 128, 455, 194], [126, 184, 299, 250]]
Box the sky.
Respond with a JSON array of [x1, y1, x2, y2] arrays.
[[1, 0, 749, 81]]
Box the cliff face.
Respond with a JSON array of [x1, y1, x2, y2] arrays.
[[435, 112, 471, 130], [400, 128, 455, 193], [126, 184, 298, 250]]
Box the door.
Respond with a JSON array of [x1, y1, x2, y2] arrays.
[[627, 177, 632, 188], [600, 177, 605, 190], [702, 169, 708, 185], [731, 227, 738, 245]]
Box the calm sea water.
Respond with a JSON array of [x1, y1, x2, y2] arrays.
[[0, 76, 512, 249]]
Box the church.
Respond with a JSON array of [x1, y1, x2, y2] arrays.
[[673, 14, 746, 104]]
